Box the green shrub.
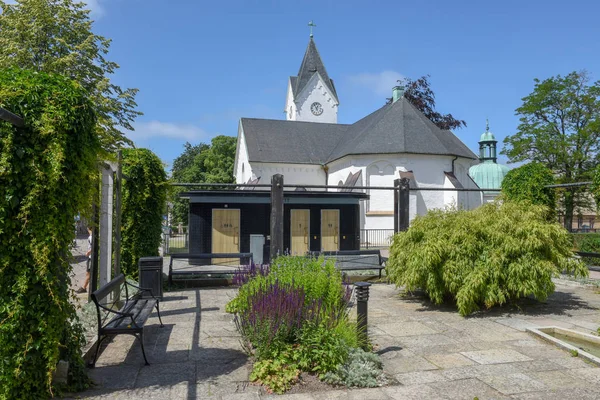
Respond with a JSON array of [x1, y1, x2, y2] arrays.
[[226, 256, 348, 314], [121, 148, 167, 278], [570, 233, 600, 265], [0, 69, 99, 397], [322, 348, 386, 388], [387, 201, 587, 316], [501, 162, 555, 212], [592, 164, 600, 209], [229, 256, 362, 393]]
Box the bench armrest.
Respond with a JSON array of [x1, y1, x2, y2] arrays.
[[380, 256, 388, 265]]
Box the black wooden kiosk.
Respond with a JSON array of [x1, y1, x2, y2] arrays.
[[180, 189, 368, 264]]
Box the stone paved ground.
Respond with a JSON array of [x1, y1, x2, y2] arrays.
[[70, 282, 600, 400]]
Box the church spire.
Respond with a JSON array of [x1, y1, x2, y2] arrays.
[[478, 120, 498, 163], [295, 36, 338, 103]]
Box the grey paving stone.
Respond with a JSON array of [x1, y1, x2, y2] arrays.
[[478, 372, 547, 395], [310, 390, 351, 400], [397, 333, 459, 348], [394, 370, 448, 385], [134, 361, 196, 388], [460, 349, 533, 364], [346, 388, 390, 399], [377, 321, 438, 337], [382, 384, 442, 400], [512, 359, 564, 373], [88, 365, 140, 389], [510, 386, 600, 400], [383, 355, 439, 374], [428, 378, 509, 399], [424, 352, 476, 369], [548, 355, 596, 369], [529, 369, 589, 389], [563, 367, 600, 384]]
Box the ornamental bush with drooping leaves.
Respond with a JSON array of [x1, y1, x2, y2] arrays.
[[120, 148, 167, 279], [387, 201, 587, 316], [0, 69, 100, 398], [501, 162, 556, 213]]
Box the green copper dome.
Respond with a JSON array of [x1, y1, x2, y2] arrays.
[[479, 119, 496, 142], [469, 161, 510, 190]]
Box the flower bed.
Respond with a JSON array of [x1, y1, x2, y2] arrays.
[[226, 256, 385, 393]]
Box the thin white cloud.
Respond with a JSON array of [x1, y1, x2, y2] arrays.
[[348, 70, 405, 96], [130, 121, 209, 142]]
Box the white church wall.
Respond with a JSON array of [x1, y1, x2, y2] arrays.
[[248, 162, 326, 188], [293, 73, 338, 124], [233, 129, 253, 184], [327, 154, 480, 230], [284, 80, 297, 121]]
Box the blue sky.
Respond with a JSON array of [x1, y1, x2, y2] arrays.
[[88, 0, 600, 170]]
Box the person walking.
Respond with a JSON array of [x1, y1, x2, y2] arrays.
[[77, 227, 93, 294]]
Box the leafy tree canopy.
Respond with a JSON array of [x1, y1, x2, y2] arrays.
[[387, 75, 467, 131], [169, 135, 237, 225], [501, 162, 556, 214], [0, 0, 141, 152], [501, 71, 600, 229]]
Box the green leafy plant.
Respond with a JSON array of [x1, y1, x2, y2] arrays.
[[0, 68, 100, 398], [387, 201, 588, 316], [322, 348, 386, 388], [570, 349, 579, 357], [501, 162, 555, 214], [120, 148, 167, 278], [250, 349, 300, 394], [570, 233, 600, 265], [592, 164, 600, 213]]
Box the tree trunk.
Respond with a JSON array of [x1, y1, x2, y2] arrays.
[[563, 189, 575, 232]]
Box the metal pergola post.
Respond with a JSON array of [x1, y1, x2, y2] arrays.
[[0, 107, 24, 127]]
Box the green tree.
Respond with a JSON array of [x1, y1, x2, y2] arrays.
[[592, 164, 600, 211], [121, 148, 167, 278], [501, 71, 600, 230], [170, 142, 209, 225], [501, 163, 556, 214], [169, 136, 237, 225], [0, 0, 141, 152], [0, 68, 99, 397], [203, 135, 237, 183]]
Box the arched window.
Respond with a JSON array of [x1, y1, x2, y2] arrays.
[[367, 161, 395, 212]]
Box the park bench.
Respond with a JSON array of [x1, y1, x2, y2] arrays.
[[168, 252, 253, 287], [309, 249, 387, 278], [90, 273, 164, 367]]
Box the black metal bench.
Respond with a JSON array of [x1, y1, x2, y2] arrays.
[[309, 249, 387, 278], [168, 252, 253, 286], [90, 273, 164, 367]]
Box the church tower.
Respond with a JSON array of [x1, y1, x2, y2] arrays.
[[285, 24, 339, 123]]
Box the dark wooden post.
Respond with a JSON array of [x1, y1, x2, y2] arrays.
[[399, 177, 410, 232], [394, 178, 401, 233], [89, 202, 100, 298], [270, 174, 284, 262]]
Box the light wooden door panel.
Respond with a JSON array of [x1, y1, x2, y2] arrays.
[[321, 210, 339, 251], [291, 209, 310, 255], [212, 209, 240, 266]]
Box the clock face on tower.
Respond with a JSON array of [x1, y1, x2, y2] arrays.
[[310, 102, 323, 116]]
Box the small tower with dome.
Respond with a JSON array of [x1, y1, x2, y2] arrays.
[[469, 120, 510, 202]]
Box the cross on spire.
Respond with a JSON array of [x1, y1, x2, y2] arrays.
[[308, 20, 316, 37], [486, 118, 490, 132]]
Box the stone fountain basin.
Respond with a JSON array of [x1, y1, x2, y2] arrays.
[[527, 326, 600, 366]]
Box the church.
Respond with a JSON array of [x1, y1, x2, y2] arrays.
[[233, 34, 483, 231]]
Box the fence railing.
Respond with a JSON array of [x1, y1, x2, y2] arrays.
[[360, 229, 394, 249], [163, 226, 189, 255]]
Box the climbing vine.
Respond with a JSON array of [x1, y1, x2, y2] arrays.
[[0, 69, 100, 398], [121, 148, 167, 278]]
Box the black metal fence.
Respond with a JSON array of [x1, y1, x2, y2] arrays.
[[360, 229, 394, 249], [163, 226, 189, 255]]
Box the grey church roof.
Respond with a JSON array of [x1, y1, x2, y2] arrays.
[[240, 97, 477, 164], [291, 38, 338, 103]]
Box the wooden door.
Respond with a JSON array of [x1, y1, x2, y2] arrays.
[[290, 209, 310, 255], [212, 209, 240, 266], [321, 210, 339, 251]]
